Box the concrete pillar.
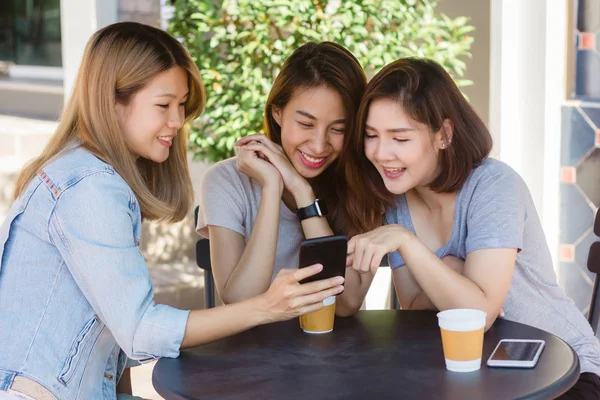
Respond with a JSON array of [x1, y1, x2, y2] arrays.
[[542, 1, 569, 276], [437, 0, 491, 126], [60, 0, 119, 100], [489, 0, 568, 271]]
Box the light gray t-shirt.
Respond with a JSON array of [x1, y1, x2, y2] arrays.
[[197, 157, 304, 280], [386, 158, 600, 375]]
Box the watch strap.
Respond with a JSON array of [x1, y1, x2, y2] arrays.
[[296, 199, 328, 221]]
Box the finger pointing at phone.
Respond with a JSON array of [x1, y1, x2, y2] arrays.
[[347, 225, 407, 275]]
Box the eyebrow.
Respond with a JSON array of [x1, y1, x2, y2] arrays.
[[365, 124, 414, 133], [296, 110, 345, 124], [155, 92, 189, 99]]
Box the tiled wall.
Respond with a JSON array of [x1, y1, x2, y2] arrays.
[[559, 0, 600, 320]]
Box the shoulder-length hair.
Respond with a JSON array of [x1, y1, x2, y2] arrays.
[[345, 57, 493, 231], [14, 22, 205, 222], [264, 42, 367, 236]]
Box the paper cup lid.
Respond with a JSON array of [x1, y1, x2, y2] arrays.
[[437, 309, 486, 331], [323, 296, 336, 307]]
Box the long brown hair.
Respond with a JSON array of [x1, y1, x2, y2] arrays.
[[264, 42, 367, 236], [14, 22, 205, 222], [346, 57, 493, 230]]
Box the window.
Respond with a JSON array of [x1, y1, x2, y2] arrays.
[[0, 0, 62, 67]]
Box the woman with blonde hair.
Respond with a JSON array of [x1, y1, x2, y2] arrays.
[[0, 22, 343, 400]]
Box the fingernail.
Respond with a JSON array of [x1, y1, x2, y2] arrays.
[[333, 276, 344, 284], [336, 285, 344, 292], [314, 263, 323, 270]]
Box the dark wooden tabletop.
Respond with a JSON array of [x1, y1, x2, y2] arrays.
[[153, 310, 580, 400]]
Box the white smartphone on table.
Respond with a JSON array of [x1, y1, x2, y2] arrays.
[[486, 339, 545, 368]]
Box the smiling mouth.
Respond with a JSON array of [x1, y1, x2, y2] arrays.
[[382, 166, 406, 178], [158, 136, 174, 148], [299, 150, 328, 168], [383, 167, 402, 173]]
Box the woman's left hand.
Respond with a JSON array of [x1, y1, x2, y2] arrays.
[[347, 225, 411, 275], [236, 134, 308, 195]]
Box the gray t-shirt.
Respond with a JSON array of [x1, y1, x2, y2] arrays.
[[197, 157, 304, 280], [386, 158, 600, 375]]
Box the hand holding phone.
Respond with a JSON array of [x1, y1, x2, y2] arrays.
[[298, 235, 347, 284], [487, 339, 545, 368]]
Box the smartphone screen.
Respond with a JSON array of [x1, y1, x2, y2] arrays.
[[298, 235, 347, 284], [490, 340, 544, 362]]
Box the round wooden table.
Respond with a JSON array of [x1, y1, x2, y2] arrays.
[[153, 310, 580, 400]]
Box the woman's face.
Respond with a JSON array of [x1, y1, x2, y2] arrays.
[[273, 85, 345, 179], [363, 99, 445, 194], [116, 66, 189, 163]]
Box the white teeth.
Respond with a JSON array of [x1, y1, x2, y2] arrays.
[[301, 151, 325, 163], [158, 136, 173, 142], [384, 167, 402, 173]]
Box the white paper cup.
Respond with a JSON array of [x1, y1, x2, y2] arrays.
[[437, 309, 487, 372]]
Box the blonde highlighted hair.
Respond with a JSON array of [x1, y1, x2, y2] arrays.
[[14, 21, 205, 222]]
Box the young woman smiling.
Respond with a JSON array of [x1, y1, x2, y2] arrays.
[[0, 23, 342, 400], [345, 57, 600, 399], [197, 42, 375, 316]]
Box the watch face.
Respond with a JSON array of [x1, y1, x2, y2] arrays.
[[314, 201, 323, 216], [317, 199, 328, 215]]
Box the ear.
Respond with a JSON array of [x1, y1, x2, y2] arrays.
[[271, 106, 283, 127], [437, 118, 454, 150]]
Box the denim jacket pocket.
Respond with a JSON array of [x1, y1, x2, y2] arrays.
[[57, 315, 103, 386]]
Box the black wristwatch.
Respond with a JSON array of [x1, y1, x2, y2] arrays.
[[296, 199, 328, 221]]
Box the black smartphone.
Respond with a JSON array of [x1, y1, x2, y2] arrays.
[[298, 235, 347, 284]]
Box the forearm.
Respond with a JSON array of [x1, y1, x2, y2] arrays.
[[401, 234, 498, 327], [292, 183, 361, 314], [336, 269, 374, 317], [221, 186, 281, 303], [402, 256, 462, 310], [181, 296, 269, 349]]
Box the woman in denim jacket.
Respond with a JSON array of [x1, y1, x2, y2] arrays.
[[0, 22, 344, 400]]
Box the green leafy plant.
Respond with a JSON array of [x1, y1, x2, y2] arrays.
[[169, 0, 475, 162]]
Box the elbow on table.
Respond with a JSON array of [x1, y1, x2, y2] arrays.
[[219, 289, 256, 305], [335, 297, 362, 317], [218, 292, 236, 305], [123, 332, 180, 363], [219, 279, 270, 305], [122, 338, 161, 364], [335, 306, 359, 318], [484, 313, 499, 332], [119, 305, 190, 362]]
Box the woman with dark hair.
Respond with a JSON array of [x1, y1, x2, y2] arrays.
[[346, 57, 600, 398], [197, 42, 372, 316]]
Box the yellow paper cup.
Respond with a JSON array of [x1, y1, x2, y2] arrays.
[[299, 296, 336, 334], [437, 309, 486, 372]]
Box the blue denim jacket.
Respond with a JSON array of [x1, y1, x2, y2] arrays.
[[0, 147, 190, 399]]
